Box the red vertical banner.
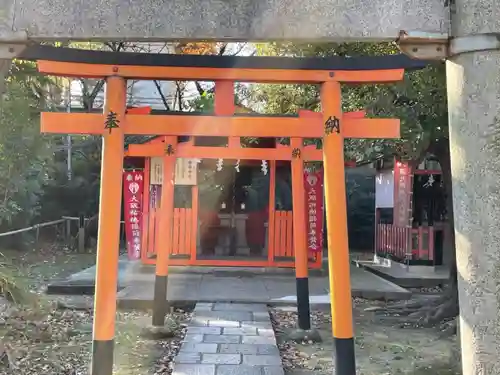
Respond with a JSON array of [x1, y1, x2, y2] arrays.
[[304, 168, 324, 253], [123, 170, 144, 260], [393, 161, 413, 227]]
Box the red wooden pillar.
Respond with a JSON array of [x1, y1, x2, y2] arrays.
[[141, 157, 151, 262]]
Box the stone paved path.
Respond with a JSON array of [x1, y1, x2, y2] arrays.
[[173, 302, 284, 375]]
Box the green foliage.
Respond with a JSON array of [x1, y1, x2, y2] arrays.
[[252, 42, 448, 164], [188, 91, 215, 112], [251, 42, 449, 252], [0, 80, 53, 228]]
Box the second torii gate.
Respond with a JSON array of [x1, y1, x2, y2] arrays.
[[34, 47, 406, 375]]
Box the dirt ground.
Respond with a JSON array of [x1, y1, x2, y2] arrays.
[[271, 299, 460, 375], [0, 246, 96, 292], [0, 244, 190, 375]]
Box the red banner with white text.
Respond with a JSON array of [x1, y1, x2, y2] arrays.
[[123, 170, 144, 260], [393, 161, 413, 227], [304, 168, 324, 253]]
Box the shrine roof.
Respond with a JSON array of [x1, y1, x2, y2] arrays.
[[20, 45, 432, 72]]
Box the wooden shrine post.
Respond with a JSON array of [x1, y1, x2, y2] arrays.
[[152, 136, 178, 326], [320, 81, 358, 375], [290, 137, 311, 331], [92, 76, 126, 375]]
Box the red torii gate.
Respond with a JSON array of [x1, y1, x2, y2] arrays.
[[29, 46, 407, 375]]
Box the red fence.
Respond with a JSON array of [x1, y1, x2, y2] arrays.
[[272, 210, 294, 258], [376, 224, 434, 261], [141, 208, 322, 268]]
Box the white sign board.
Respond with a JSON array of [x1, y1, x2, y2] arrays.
[[150, 157, 198, 185], [375, 170, 394, 208]]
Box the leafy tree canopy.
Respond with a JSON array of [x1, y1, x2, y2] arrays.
[[251, 42, 448, 164]]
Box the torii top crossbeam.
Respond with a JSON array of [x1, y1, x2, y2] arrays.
[[21, 45, 428, 82], [21, 45, 426, 139]]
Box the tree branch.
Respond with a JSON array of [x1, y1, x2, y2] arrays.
[[153, 80, 171, 111], [195, 81, 205, 96], [218, 43, 228, 56]]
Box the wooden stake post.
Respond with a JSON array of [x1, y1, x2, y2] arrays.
[[91, 76, 125, 375], [36, 58, 403, 375], [152, 135, 178, 327], [321, 81, 357, 374]]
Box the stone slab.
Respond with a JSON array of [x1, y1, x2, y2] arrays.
[[242, 335, 277, 345], [51, 261, 411, 307], [207, 320, 241, 328], [187, 327, 222, 335], [216, 365, 261, 375], [356, 261, 449, 288], [243, 355, 282, 366], [241, 321, 273, 330], [219, 344, 260, 355], [194, 311, 254, 322], [172, 364, 215, 375], [204, 335, 241, 344], [180, 343, 218, 354], [219, 344, 280, 356], [213, 303, 268, 312], [257, 328, 275, 337], [201, 354, 242, 365], [114, 264, 410, 309], [175, 352, 201, 364], [7, 0, 449, 41], [262, 367, 286, 375], [183, 334, 205, 343], [223, 327, 258, 336], [252, 311, 271, 321]]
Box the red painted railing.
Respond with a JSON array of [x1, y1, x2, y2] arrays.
[[273, 210, 294, 258], [376, 224, 434, 261]]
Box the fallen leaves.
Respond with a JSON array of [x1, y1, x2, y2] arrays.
[[270, 308, 331, 372], [0, 246, 191, 375], [0, 303, 192, 375]]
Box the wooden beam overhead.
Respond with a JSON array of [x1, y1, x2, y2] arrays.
[[37, 60, 404, 83], [41, 112, 400, 139], [21, 45, 429, 71]]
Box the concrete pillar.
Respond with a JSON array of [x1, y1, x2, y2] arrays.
[[447, 1, 500, 370]]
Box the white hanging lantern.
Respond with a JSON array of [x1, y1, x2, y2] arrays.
[[216, 158, 224, 172], [261, 160, 268, 175], [235, 159, 240, 173]]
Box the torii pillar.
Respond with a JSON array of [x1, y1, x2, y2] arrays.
[[321, 81, 357, 375], [91, 76, 125, 375], [445, 2, 500, 371]]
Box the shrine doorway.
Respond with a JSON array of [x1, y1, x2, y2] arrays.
[[139, 139, 315, 268]]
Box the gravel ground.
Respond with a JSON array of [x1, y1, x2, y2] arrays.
[[270, 298, 460, 375], [0, 244, 192, 375], [0, 298, 191, 375]]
